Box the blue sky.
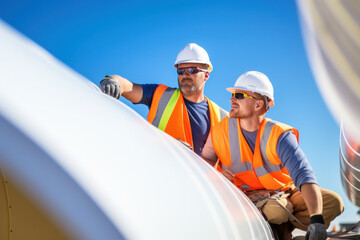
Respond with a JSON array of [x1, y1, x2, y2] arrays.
[[1, 0, 358, 227]]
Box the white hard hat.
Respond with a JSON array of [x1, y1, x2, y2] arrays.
[[227, 71, 275, 107], [174, 43, 213, 72]]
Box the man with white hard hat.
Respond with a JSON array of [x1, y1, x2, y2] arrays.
[[99, 43, 227, 156], [202, 71, 343, 240]]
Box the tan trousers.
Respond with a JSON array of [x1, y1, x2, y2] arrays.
[[262, 188, 344, 231]]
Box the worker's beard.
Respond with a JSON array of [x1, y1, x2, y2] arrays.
[[180, 85, 197, 96], [229, 102, 252, 119], [178, 77, 198, 96], [229, 109, 238, 118]]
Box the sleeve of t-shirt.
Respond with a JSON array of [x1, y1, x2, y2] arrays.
[[135, 84, 159, 108], [277, 131, 318, 189]]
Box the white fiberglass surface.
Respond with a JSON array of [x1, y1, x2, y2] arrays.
[[0, 20, 271, 239]]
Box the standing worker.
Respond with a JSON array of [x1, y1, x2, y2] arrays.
[[99, 43, 228, 156], [201, 71, 343, 240]]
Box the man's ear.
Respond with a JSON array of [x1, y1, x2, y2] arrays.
[[255, 99, 264, 111], [204, 71, 210, 81]]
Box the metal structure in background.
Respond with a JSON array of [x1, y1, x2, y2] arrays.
[[297, 0, 360, 207], [340, 123, 360, 207]]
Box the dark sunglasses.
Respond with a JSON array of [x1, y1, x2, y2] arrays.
[[232, 92, 257, 100], [177, 67, 208, 75]]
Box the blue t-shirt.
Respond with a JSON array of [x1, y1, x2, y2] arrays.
[[137, 84, 210, 156], [241, 128, 318, 189]]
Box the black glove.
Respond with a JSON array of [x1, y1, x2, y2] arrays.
[[99, 76, 121, 99], [305, 214, 327, 240]]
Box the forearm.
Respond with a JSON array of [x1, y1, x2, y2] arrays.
[[108, 75, 143, 103], [201, 133, 218, 166], [300, 183, 323, 216], [201, 155, 217, 166]]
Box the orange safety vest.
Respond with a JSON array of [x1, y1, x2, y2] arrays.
[[147, 84, 228, 149], [212, 117, 299, 191]]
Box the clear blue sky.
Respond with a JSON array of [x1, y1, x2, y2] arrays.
[[1, 0, 358, 228]]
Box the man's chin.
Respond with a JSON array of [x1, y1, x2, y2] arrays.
[[180, 86, 196, 95], [229, 111, 238, 118]]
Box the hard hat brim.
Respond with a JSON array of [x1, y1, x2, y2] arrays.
[[226, 87, 252, 93]]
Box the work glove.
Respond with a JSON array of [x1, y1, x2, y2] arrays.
[[99, 76, 121, 99], [305, 223, 327, 240]]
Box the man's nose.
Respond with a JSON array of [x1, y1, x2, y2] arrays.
[[183, 69, 190, 76]]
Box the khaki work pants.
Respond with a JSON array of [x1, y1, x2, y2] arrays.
[[262, 188, 344, 231]]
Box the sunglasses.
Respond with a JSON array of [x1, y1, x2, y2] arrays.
[[232, 92, 257, 100], [177, 67, 208, 75]]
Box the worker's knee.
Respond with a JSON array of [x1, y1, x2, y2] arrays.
[[321, 189, 344, 226], [262, 198, 293, 224], [322, 189, 343, 212]]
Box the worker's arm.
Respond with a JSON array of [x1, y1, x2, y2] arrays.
[[277, 131, 318, 189], [301, 183, 327, 240], [99, 75, 143, 103], [201, 133, 218, 166], [300, 183, 322, 216], [277, 132, 326, 239]]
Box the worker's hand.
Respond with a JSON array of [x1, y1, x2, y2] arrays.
[[221, 169, 235, 183], [305, 223, 327, 240], [99, 76, 121, 99]]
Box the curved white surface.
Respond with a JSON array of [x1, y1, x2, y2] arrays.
[[297, 0, 360, 142], [0, 20, 272, 239]]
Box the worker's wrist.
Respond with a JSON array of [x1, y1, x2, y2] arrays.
[[102, 75, 112, 81], [310, 214, 324, 224]]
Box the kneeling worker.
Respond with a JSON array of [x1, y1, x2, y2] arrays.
[[201, 71, 343, 240]]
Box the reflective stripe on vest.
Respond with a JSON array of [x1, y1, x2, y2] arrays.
[[255, 120, 283, 177], [224, 118, 297, 190], [151, 87, 180, 131], [224, 118, 252, 173], [220, 108, 228, 121], [213, 105, 228, 123], [148, 84, 228, 150]]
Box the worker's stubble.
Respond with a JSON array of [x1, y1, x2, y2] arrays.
[[178, 77, 204, 97]]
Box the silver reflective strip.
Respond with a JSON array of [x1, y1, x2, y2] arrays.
[[255, 165, 281, 177], [220, 107, 228, 120], [255, 120, 283, 176], [228, 118, 252, 173], [152, 87, 176, 127]]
